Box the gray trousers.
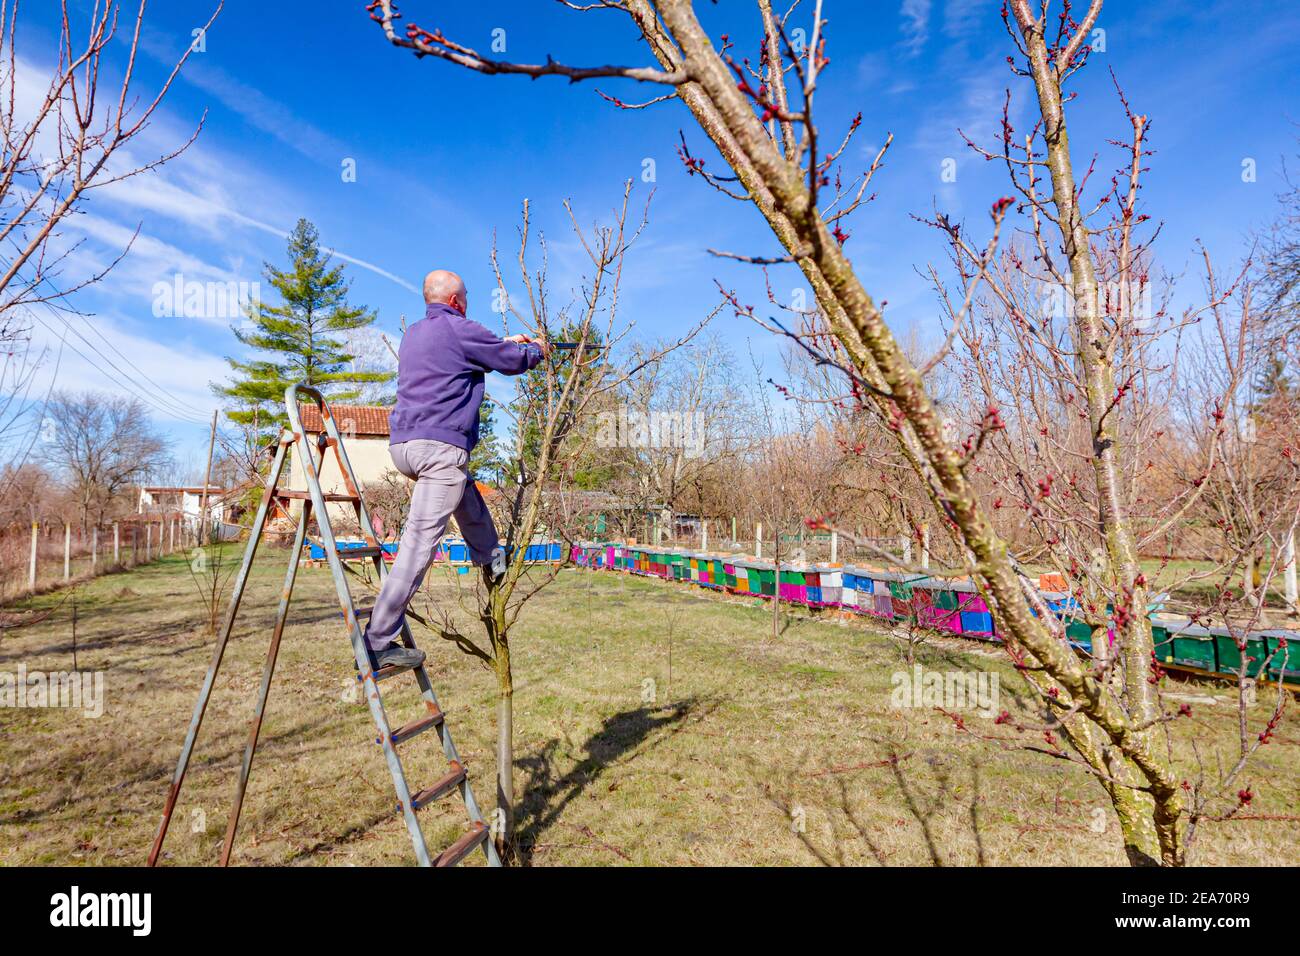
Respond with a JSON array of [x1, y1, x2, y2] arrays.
[[364, 439, 499, 649]]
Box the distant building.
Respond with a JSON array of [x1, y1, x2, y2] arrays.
[[138, 486, 228, 530], [287, 404, 396, 526]]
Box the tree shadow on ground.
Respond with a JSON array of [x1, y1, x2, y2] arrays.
[[758, 747, 990, 866], [513, 696, 715, 866]]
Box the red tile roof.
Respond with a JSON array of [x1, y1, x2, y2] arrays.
[[297, 404, 392, 437]]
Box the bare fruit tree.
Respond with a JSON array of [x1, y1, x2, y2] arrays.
[[394, 185, 712, 860], [368, 0, 1290, 866], [619, 331, 742, 545], [0, 0, 220, 491], [39, 390, 170, 529]]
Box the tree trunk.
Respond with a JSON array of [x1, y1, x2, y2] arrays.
[[496, 680, 514, 858], [487, 584, 516, 862]]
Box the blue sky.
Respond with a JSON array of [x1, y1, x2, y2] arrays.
[[15, 0, 1300, 472]]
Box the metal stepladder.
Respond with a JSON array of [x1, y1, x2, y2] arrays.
[[148, 383, 501, 867]]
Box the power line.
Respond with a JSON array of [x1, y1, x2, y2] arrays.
[[0, 249, 218, 425]]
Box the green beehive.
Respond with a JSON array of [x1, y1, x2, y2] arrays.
[[1263, 632, 1297, 684], [888, 579, 913, 601], [1214, 630, 1268, 678], [1150, 622, 1174, 663], [1170, 625, 1217, 670], [935, 589, 959, 611], [1063, 618, 1094, 648]]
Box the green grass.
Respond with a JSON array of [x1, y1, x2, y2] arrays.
[[1, 547, 1297, 866]]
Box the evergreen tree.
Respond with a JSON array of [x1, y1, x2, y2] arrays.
[[1253, 355, 1292, 404], [216, 219, 393, 434], [516, 324, 614, 489], [470, 398, 506, 484]]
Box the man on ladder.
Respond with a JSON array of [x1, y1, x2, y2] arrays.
[[365, 269, 548, 671]]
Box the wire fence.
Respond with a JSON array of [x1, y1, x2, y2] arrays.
[[0, 514, 197, 603]]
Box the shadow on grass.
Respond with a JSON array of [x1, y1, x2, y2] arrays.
[[512, 696, 714, 866], [759, 747, 990, 867]]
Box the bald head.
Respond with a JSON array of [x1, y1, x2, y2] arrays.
[[423, 269, 468, 315]]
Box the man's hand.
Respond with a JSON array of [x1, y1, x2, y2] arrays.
[[505, 333, 550, 358]]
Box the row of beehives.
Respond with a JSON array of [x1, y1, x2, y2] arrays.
[[566, 542, 1299, 686]]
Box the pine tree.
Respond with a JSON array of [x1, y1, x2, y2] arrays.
[[216, 219, 393, 433], [470, 399, 506, 484], [516, 324, 613, 489]]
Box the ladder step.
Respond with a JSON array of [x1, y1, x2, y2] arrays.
[[389, 709, 445, 745], [337, 546, 385, 559], [373, 659, 420, 682], [276, 490, 360, 501], [433, 821, 489, 867], [410, 762, 468, 811]]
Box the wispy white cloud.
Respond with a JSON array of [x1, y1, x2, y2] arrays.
[[25, 309, 228, 423], [900, 0, 933, 57]]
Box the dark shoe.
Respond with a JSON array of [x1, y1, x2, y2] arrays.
[[370, 642, 425, 670]]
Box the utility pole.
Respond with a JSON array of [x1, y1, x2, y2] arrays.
[[198, 409, 218, 548]]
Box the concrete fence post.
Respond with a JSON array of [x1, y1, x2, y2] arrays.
[[63, 524, 70, 581], [830, 530, 838, 564], [28, 521, 37, 590], [146, 523, 152, 563], [113, 522, 120, 564], [702, 520, 708, 552], [1284, 528, 1298, 612], [755, 522, 763, 559], [92, 526, 98, 572]]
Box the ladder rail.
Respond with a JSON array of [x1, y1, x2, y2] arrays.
[[286, 384, 501, 867], [219, 497, 312, 865], [286, 385, 432, 866], [150, 386, 501, 868], [148, 435, 293, 866]]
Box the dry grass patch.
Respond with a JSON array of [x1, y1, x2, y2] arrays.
[[1, 549, 1296, 866]]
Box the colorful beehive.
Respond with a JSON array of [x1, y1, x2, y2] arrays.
[[1167, 621, 1217, 671], [919, 603, 962, 632], [815, 566, 842, 606], [1261, 631, 1298, 683], [803, 569, 822, 605], [778, 566, 807, 604], [959, 609, 994, 635], [840, 568, 870, 610], [558, 539, 1299, 688], [874, 592, 895, 618], [1211, 626, 1270, 679]]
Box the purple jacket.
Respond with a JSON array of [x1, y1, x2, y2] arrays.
[[388, 302, 542, 451]]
